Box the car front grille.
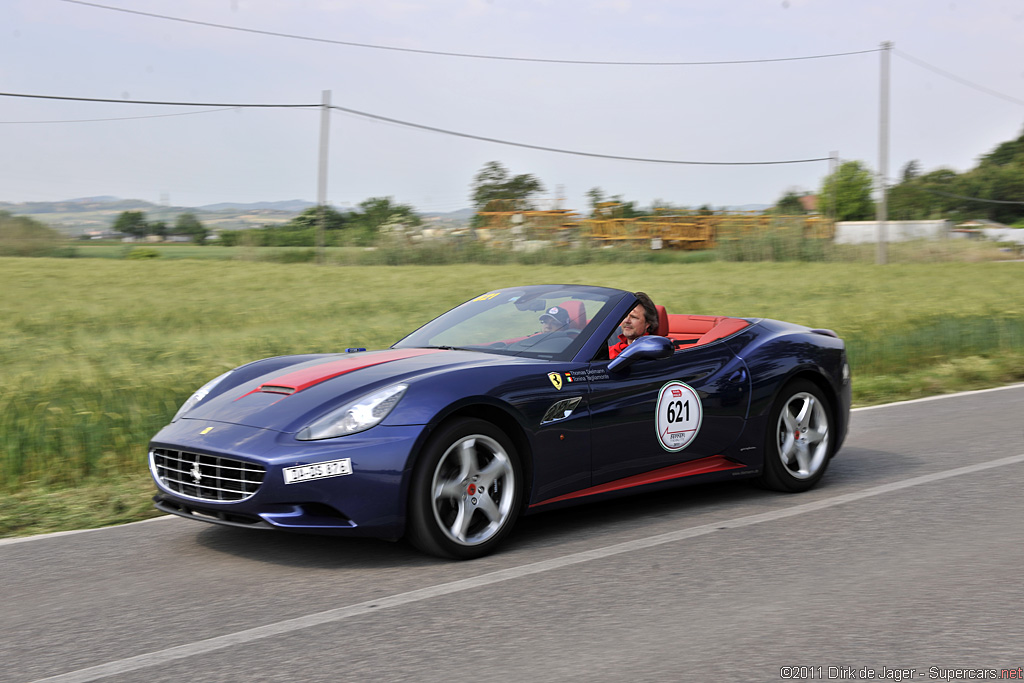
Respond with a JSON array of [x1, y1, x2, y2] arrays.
[[150, 448, 265, 502]]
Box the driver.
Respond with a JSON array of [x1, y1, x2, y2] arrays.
[[539, 305, 571, 333], [609, 292, 658, 359]]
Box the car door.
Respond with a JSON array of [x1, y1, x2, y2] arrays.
[[585, 340, 751, 486]]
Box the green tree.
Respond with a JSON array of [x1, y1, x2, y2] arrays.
[[862, 126, 1024, 225], [771, 191, 807, 215], [956, 163, 1024, 223], [175, 213, 208, 245], [889, 168, 968, 221], [470, 161, 545, 211], [586, 187, 606, 217], [887, 161, 929, 220], [0, 211, 66, 256], [113, 211, 148, 238], [586, 189, 650, 219], [887, 182, 930, 220], [349, 197, 421, 244], [957, 128, 1024, 223], [286, 205, 350, 232], [901, 160, 921, 183], [819, 161, 876, 221], [979, 129, 1024, 167], [614, 196, 648, 218], [149, 221, 169, 239]]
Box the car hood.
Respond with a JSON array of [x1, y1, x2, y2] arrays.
[[180, 348, 532, 433]]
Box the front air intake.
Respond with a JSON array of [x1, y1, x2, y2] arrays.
[[150, 448, 265, 502]]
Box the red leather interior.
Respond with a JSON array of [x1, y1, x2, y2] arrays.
[[696, 317, 750, 345], [608, 306, 750, 355], [663, 313, 749, 348]]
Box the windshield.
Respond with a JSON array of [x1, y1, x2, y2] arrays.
[[393, 284, 625, 361]]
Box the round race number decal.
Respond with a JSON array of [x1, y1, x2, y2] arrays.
[[656, 381, 703, 452]]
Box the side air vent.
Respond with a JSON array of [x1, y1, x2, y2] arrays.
[[541, 396, 583, 425]]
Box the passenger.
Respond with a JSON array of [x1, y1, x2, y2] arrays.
[[538, 305, 570, 334], [609, 291, 658, 359]]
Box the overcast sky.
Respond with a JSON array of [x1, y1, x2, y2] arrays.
[[2, 0, 1022, 214]]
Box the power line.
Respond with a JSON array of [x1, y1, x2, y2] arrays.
[[328, 105, 831, 166], [0, 107, 238, 124], [57, 0, 880, 66], [0, 92, 316, 109], [0, 91, 832, 166], [893, 49, 1024, 107], [922, 188, 1024, 205]]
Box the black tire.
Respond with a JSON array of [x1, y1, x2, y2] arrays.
[[407, 418, 522, 560], [759, 379, 833, 493]]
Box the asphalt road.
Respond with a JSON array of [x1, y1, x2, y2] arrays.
[[4, 384, 1024, 683]]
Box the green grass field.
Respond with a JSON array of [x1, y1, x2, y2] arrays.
[[2, 257, 1023, 537]]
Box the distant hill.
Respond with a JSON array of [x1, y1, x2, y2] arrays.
[[420, 207, 476, 223], [0, 197, 477, 236], [0, 197, 316, 236], [197, 200, 315, 213], [6, 197, 155, 216], [724, 204, 771, 212]]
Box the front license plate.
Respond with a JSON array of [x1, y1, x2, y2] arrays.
[[283, 458, 352, 484]]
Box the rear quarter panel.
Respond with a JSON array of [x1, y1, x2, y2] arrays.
[[733, 319, 851, 454]]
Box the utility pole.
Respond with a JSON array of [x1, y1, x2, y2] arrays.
[[317, 89, 331, 264], [876, 41, 892, 265], [829, 151, 838, 229]]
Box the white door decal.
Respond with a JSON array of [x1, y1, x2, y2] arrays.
[[656, 381, 703, 452]]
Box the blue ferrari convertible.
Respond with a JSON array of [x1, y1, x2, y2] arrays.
[[150, 284, 851, 559]]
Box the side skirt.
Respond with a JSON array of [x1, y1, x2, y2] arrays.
[[528, 455, 750, 509]]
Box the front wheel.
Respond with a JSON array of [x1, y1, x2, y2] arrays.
[[759, 379, 833, 492], [407, 418, 522, 559]]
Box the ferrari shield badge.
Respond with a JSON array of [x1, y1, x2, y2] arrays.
[[547, 372, 563, 390]]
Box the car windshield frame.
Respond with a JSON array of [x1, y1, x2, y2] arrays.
[[392, 284, 628, 362]]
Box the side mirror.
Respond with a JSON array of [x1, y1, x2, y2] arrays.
[[608, 336, 674, 372]]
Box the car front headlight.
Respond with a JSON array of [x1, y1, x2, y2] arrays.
[[172, 370, 233, 422], [296, 384, 408, 441]]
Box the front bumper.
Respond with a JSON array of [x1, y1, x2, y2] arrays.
[[148, 418, 429, 539]]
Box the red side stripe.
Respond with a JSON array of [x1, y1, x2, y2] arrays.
[[529, 455, 746, 508], [240, 349, 442, 399]]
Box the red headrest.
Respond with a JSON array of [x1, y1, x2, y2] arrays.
[[655, 305, 669, 337], [558, 300, 588, 330]]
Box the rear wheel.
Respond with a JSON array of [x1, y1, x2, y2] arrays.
[[407, 418, 522, 559], [759, 379, 833, 492]]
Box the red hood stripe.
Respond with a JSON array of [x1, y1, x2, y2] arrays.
[[251, 349, 442, 396]]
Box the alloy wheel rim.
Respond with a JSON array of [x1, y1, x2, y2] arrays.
[[775, 391, 830, 480], [430, 434, 515, 546]]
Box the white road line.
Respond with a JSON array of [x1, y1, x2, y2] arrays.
[[851, 382, 1024, 412], [0, 515, 173, 548], [31, 451, 1024, 683]]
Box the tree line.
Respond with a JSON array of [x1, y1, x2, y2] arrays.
[[96, 122, 1024, 248], [472, 126, 1024, 228], [216, 197, 422, 247], [783, 126, 1024, 225], [113, 211, 209, 244]]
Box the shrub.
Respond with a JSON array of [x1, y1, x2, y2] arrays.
[[125, 247, 161, 260]]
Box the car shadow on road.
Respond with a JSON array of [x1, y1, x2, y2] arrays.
[[502, 445, 914, 554], [191, 445, 907, 569], [192, 524, 436, 570]]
